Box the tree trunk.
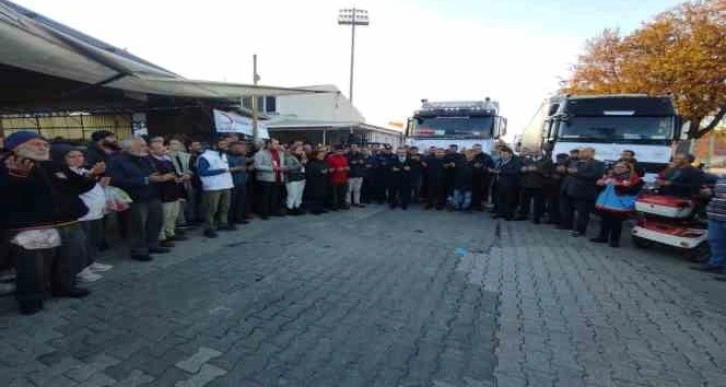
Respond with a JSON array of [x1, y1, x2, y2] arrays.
[[688, 107, 726, 139]]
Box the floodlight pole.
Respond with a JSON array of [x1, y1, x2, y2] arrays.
[[251, 53, 259, 140], [338, 8, 369, 135]]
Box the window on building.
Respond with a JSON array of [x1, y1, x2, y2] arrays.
[[265, 96, 277, 113]]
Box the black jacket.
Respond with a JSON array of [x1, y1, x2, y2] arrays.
[[493, 157, 521, 188], [454, 160, 475, 190], [520, 156, 553, 189], [107, 153, 159, 202], [565, 159, 606, 199], [661, 166, 704, 198], [347, 152, 367, 178], [424, 157, 447, 185], [0, 160, 94, 231], [389, 156, 414, 185], [84, 143, 113, 169], [304, 160, 329, 200], [148, 155, 183, 202]]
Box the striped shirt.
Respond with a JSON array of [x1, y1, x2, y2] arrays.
[[707, 177, 726, 221]]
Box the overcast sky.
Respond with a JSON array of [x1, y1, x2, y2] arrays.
[[15, 0, 682, 136]]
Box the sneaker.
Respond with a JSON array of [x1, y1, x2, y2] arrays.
[[204, 229, 219, 238], [218, 225, 237, 232], [149, 246, 172, 254], [89, 262, 113, 272], [131, 254, 153, 262], [77, 268, 102, 283], [589, 237, 608, 243]]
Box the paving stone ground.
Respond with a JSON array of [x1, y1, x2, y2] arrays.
[[1, 205, 725, 387]]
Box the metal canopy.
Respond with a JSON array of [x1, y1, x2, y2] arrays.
[[0, 0, 322, 99]]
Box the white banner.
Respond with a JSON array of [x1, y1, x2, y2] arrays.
[[213, 109, 269, 139]]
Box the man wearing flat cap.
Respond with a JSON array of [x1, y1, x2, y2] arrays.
[[0, 131, 94, 315]]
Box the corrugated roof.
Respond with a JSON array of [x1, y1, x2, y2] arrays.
[[0, 0, 323, 98]]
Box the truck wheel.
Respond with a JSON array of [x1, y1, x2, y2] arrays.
[[632, 236, 653, 249], [683, 243, 710, 263]]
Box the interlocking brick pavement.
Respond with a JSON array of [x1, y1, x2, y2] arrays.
[[0, 205, 725, 386]]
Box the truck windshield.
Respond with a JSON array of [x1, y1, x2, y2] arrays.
[[412, 116, 493, 139], [558, 116, 674, 143]]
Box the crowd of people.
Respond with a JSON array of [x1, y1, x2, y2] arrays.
[[0, 129, 724, 315]]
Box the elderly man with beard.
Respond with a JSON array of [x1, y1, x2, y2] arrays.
[[0, 131, 95, 315], [108, 138, 174, 261]]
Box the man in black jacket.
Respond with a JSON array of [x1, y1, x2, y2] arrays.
[[424, 148, 447, 210], [491, 148, 520, 220], [657, 153, 704, 198], [560, 147, 605, 237], [471, 144, 494, 211], [108, 138, 173, 261], [544, 153, 569, 225], [0, 131, 94, 315], [408, 147, 424, 204], [388, 148, 414, 209], [516, 150, 552, 223]]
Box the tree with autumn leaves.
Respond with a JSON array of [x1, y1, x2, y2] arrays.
[[565, 0, 725, 139]]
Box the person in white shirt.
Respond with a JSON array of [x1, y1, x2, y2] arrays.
[[196, 136, 235, 238]]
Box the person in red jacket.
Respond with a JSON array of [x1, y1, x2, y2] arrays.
[[326, 145, 350, 210]]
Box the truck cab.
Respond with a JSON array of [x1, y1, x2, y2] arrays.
[[405, 98, 507, 153], [522, 94, 680, 182]]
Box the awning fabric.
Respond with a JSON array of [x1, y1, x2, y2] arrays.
[[0, 0, 322, 98]]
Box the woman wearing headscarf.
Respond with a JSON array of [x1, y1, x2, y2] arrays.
[[53, 144, 114, 283], [591, 161, 643, 247]]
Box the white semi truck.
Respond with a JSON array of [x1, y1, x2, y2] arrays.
[[404, 98, 507, 152], [520, 94, 681, 182]]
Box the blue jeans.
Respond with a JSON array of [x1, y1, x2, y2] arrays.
[[453, 190, 472, 210], [707, 219, 726, 268]]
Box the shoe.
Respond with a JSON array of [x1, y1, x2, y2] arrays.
[[589, 237, 608, 243], [609, 241, 620, 248], [89, 262, 113, 272], [401, 206, 408, 210], [19, 300, 43, 315], [99, 240, 110, 252], [235, 219, 250, 224], [571, 231, 581, 237], [131, 254, 153, 262], [149, 246, 172, 254], [353, 204, 366, 208], [53, 287, 90, 298], [691, 266, 724, 273], [172, 234, 189, 241], [260, 216, 269, 220], [533, 219, 541, 224], [160, 239, 176, 248], [77, 268, 102, 283], [218, 225, 237, 232], [714, 276, 726, 282], [514, 216, 528, 221], [311, 211, 323, 215], [204, 229, 219, 238]]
